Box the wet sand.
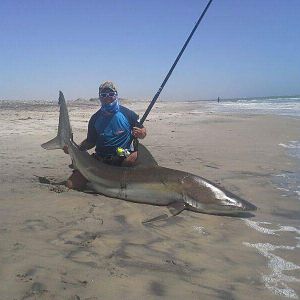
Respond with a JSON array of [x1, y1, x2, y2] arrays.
[[0, 100, 299, 300]]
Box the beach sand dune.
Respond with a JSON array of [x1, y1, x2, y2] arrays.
[[0, 101, 299, 299]]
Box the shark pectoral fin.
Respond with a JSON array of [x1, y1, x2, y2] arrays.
[[167, 201, 186, 216], [142, 202, 185, 224], [41, 135, 61, 150], [142, 213, 169, 224]]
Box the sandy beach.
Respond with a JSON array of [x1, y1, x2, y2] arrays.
[[0, 99, 299, 300]]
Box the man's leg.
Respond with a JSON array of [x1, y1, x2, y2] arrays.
[[66, 170, 88, 190]]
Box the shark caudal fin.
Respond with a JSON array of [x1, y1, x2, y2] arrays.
[[41, 136, 61, 150], [41, 91, 73, 150]]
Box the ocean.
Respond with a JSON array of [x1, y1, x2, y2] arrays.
[[197, 96, 300, 299], [191, 95, 300, 118], [196, 96, 300, 202]]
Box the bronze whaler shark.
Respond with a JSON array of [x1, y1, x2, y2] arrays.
[[41, 92, 257, 219]]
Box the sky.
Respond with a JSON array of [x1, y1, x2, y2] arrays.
[[1, 0, 299, 101]]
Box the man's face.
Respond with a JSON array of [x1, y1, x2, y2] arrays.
[[99, 88, 117, 104]]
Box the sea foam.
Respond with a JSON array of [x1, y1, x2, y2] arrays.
[[244, 220, 300, 299]]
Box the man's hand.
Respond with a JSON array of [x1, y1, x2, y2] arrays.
[[122, 151, 138, 167], [63, 145, 69, 154], [132, 127, 146, 139]]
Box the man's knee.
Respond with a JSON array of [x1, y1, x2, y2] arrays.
[[66, 170, 87, 190], [66, 179, 75, 189]]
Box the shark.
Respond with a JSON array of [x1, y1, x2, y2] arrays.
[[41, 91, 257, 219]]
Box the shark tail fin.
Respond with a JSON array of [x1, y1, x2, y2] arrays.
[[41, 136, 61, 150], [41, 91, 72, 150]]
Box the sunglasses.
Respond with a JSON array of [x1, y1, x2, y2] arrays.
[[99, 92, 117, 98]]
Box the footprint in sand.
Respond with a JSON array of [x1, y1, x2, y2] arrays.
[[51, 229, 101, 247], [16, 273, 33, 283], [13, 242, 25, 251], [22, 219, 48, 231], [66, 248, 98, 268], [16, 267, 39, 283], [36, 175, 67, 193], [22, 282, 48, 299], [49, 185, 67, 193]]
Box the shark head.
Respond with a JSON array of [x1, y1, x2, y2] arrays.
[[181, 175, 257, 215]]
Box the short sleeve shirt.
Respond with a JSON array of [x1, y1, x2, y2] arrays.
[[87, 105, 141, 158]]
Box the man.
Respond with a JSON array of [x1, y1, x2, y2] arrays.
[[65, 81, 146, 190]]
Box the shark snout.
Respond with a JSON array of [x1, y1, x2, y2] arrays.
[[239, 199, 257, 212], [218, 196, 257, 213]]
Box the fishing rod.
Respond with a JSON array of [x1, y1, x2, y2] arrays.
[[139, 0, 214, 125]]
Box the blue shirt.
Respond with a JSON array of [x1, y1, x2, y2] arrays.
[[87, 105, 140, 158]]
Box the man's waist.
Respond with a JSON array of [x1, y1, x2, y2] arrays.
[[95, 144, 133, 158], [95, 146, 117, 157], [92, 152, 125, 166]]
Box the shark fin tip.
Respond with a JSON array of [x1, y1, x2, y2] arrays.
[[41, 136, 61, 150]]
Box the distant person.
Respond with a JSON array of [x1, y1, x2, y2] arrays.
[[217, 96, 220, 103], [64, 81, 147, 190]]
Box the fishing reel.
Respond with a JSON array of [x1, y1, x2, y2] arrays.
[[116, 147, 131, 158]]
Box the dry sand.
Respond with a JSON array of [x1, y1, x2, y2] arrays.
[[0, 100, 299, 300]]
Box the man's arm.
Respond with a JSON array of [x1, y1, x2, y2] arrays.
[[63, 139, 95, 154], [79, 139, 95, 151], [63, 113, 97, 154]]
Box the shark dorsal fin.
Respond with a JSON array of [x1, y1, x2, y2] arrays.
[[134, 143, 158, 168]]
